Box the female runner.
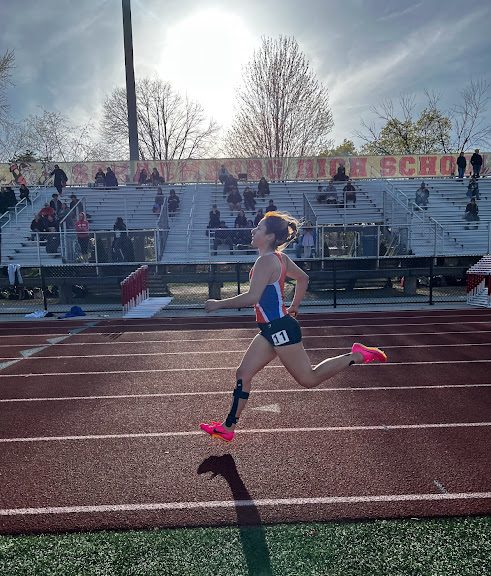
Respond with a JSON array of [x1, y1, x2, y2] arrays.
[[200, 211, 387, 442]]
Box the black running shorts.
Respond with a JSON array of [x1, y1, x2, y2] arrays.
[[258, 314, 302, 347]]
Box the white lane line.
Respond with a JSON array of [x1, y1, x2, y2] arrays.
[[2, 359, 491, 378], [1, 491, 490, 517], [15, 342, 491, 360], [1, 422, 489, 443], [0, 318, 490, 340], [1, 328, 490, 347], [1, 383, 490, 403]]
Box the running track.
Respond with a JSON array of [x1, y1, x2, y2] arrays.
[[0, 308, 490, 534]]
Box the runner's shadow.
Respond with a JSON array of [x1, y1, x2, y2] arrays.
[[197, 454, 272, 576]]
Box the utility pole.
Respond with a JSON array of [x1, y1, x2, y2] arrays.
[[122, 0, 139, 160]]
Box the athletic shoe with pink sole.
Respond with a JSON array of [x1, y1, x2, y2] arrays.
[[351, 342, 388, 364], [199, 421, 235, 442]]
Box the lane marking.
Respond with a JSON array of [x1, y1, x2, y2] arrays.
[[1, 491, 490, 517], [433, 480, 448, 494], [13, 342, 491, 360], [1, 422, 489, 443], [252, 403, 281, 414], [1, 383, 490, 403], [0, 318, 491, 340], [0, 329, 490, 348], [2, 359, 491, 378]]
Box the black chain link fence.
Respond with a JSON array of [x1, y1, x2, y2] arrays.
[[0, 254, 480, 316]]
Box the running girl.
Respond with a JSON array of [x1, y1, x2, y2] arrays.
[[200, 212, 387, 442]]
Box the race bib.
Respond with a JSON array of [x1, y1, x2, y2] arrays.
[[271, 329, 290, 346]]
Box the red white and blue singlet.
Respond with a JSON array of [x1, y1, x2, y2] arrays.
[[251, 252, 288, 323]]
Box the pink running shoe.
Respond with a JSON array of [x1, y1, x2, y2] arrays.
[[351, 342, 388, 364], [199, 421, 235, 442]]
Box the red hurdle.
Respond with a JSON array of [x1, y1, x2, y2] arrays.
[[121, 265, 149, 314]]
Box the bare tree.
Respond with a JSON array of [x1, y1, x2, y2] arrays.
[[356, 94, 452, 155], [102, 78, 219, 161], [0, 49, 14, 129], [451, 79, 491, 152], [225, 36, 334, 158]]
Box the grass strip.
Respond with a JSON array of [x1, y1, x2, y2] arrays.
[[0, 516, 490, 576]]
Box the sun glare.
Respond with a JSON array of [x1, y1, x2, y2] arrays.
[[159, 8, 256, 127]]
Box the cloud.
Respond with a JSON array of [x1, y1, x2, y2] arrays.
[[378, 2, 423, 22]]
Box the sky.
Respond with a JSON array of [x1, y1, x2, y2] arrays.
[[2, 0, 491, 150]]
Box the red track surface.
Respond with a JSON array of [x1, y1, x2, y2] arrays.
[[0, 309, 490, 534]]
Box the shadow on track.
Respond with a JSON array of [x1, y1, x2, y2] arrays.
[[198, 454, 272, 576]]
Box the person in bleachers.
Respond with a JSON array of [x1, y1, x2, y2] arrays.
[[316, 185, 327, 203], [467, 175, 480, 200], [50, 193, 63, 217], [343, 180, 357, 207], [457, 152, 467, 180], [234, 209, 248, 228], [45, 217, 60, 254], [58, 202, 70, 222], [30, 214, 48, 241], [138, 167, 149, 185], [94, 168, 106, 187], [212, 221, 234, 255], [470, 149, 483, 178], [206, 204, 221, 236], [112, 217, 128, 261], [242, 186, 256, 212], [151, 167, 164, 186], [299, 222, 316, 258], [333, 164, 349, 181], [234, 217, 252, 248], [218, 165, 230, 184], [105, 167, 118, 187], [50, 164, 68, 195], [265, 199, 277, 213], [326, 181, 338, 205], [168, 189, 180, 215], [153, 187, 165, 214], [39, 202, 55, 220], [464, 197, 479, 229], [5, 186, 17, 208], [414, 182, 429, 210], [227, 188, 242, 213], [254, 208, 264, 226], [257, 176, 270, 198], [75, 212, 91, 261], [19, 183, 31, 204], [223, 173, 239, 199]]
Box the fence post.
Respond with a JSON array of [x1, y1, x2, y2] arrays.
[[236, 262, 241, 295], [429, 257, 434, 306], [40, 266, 48, 311], [488, 222, 491, 254], [333, 259, 337, 308]]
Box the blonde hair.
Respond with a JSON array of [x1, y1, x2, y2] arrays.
[[262, 211, 300, 251]]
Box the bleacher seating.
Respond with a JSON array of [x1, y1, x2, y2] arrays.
[[1, 177, 489, 266]]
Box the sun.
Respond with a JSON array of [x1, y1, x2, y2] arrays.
[[158, 8, 257, 127]]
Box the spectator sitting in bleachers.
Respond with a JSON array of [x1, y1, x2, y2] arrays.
[[316, 185, 327, 203], [168, 189, 180, 215], [138, 168, 148, 185], [218, 164, 230, 184], [414, 182, 429, 210], [242, 186, 256, 212], [343, 180, 357, 207], [227, 188, 242, 213], [254, 208, 264, 226], [153, 187, 164, 214], [45, 220, 60, 254], [223, 173, 238, 199], [5, 186, 17, 208], [151, 167, 164, 186], [467, 176, 480, 200], [257, 176, 270, 198], [105, 167, 118, 187], [94, 168, 106, 187], [212, 221, 234, 255], [58, 202, 70, 222], [39, 202, 55, 219], [464, 197, 479, 229], [206, 204, 221, 236], [234, 209, 248, 228], [19, 183, 31, 204], [30, 214, 48, 241], [265, 199, 277, 213], [326, 181, 338, 205]]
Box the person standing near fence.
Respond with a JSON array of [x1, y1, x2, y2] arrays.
[[200, 211, 387, 442], [75, 212, 90, 261]]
